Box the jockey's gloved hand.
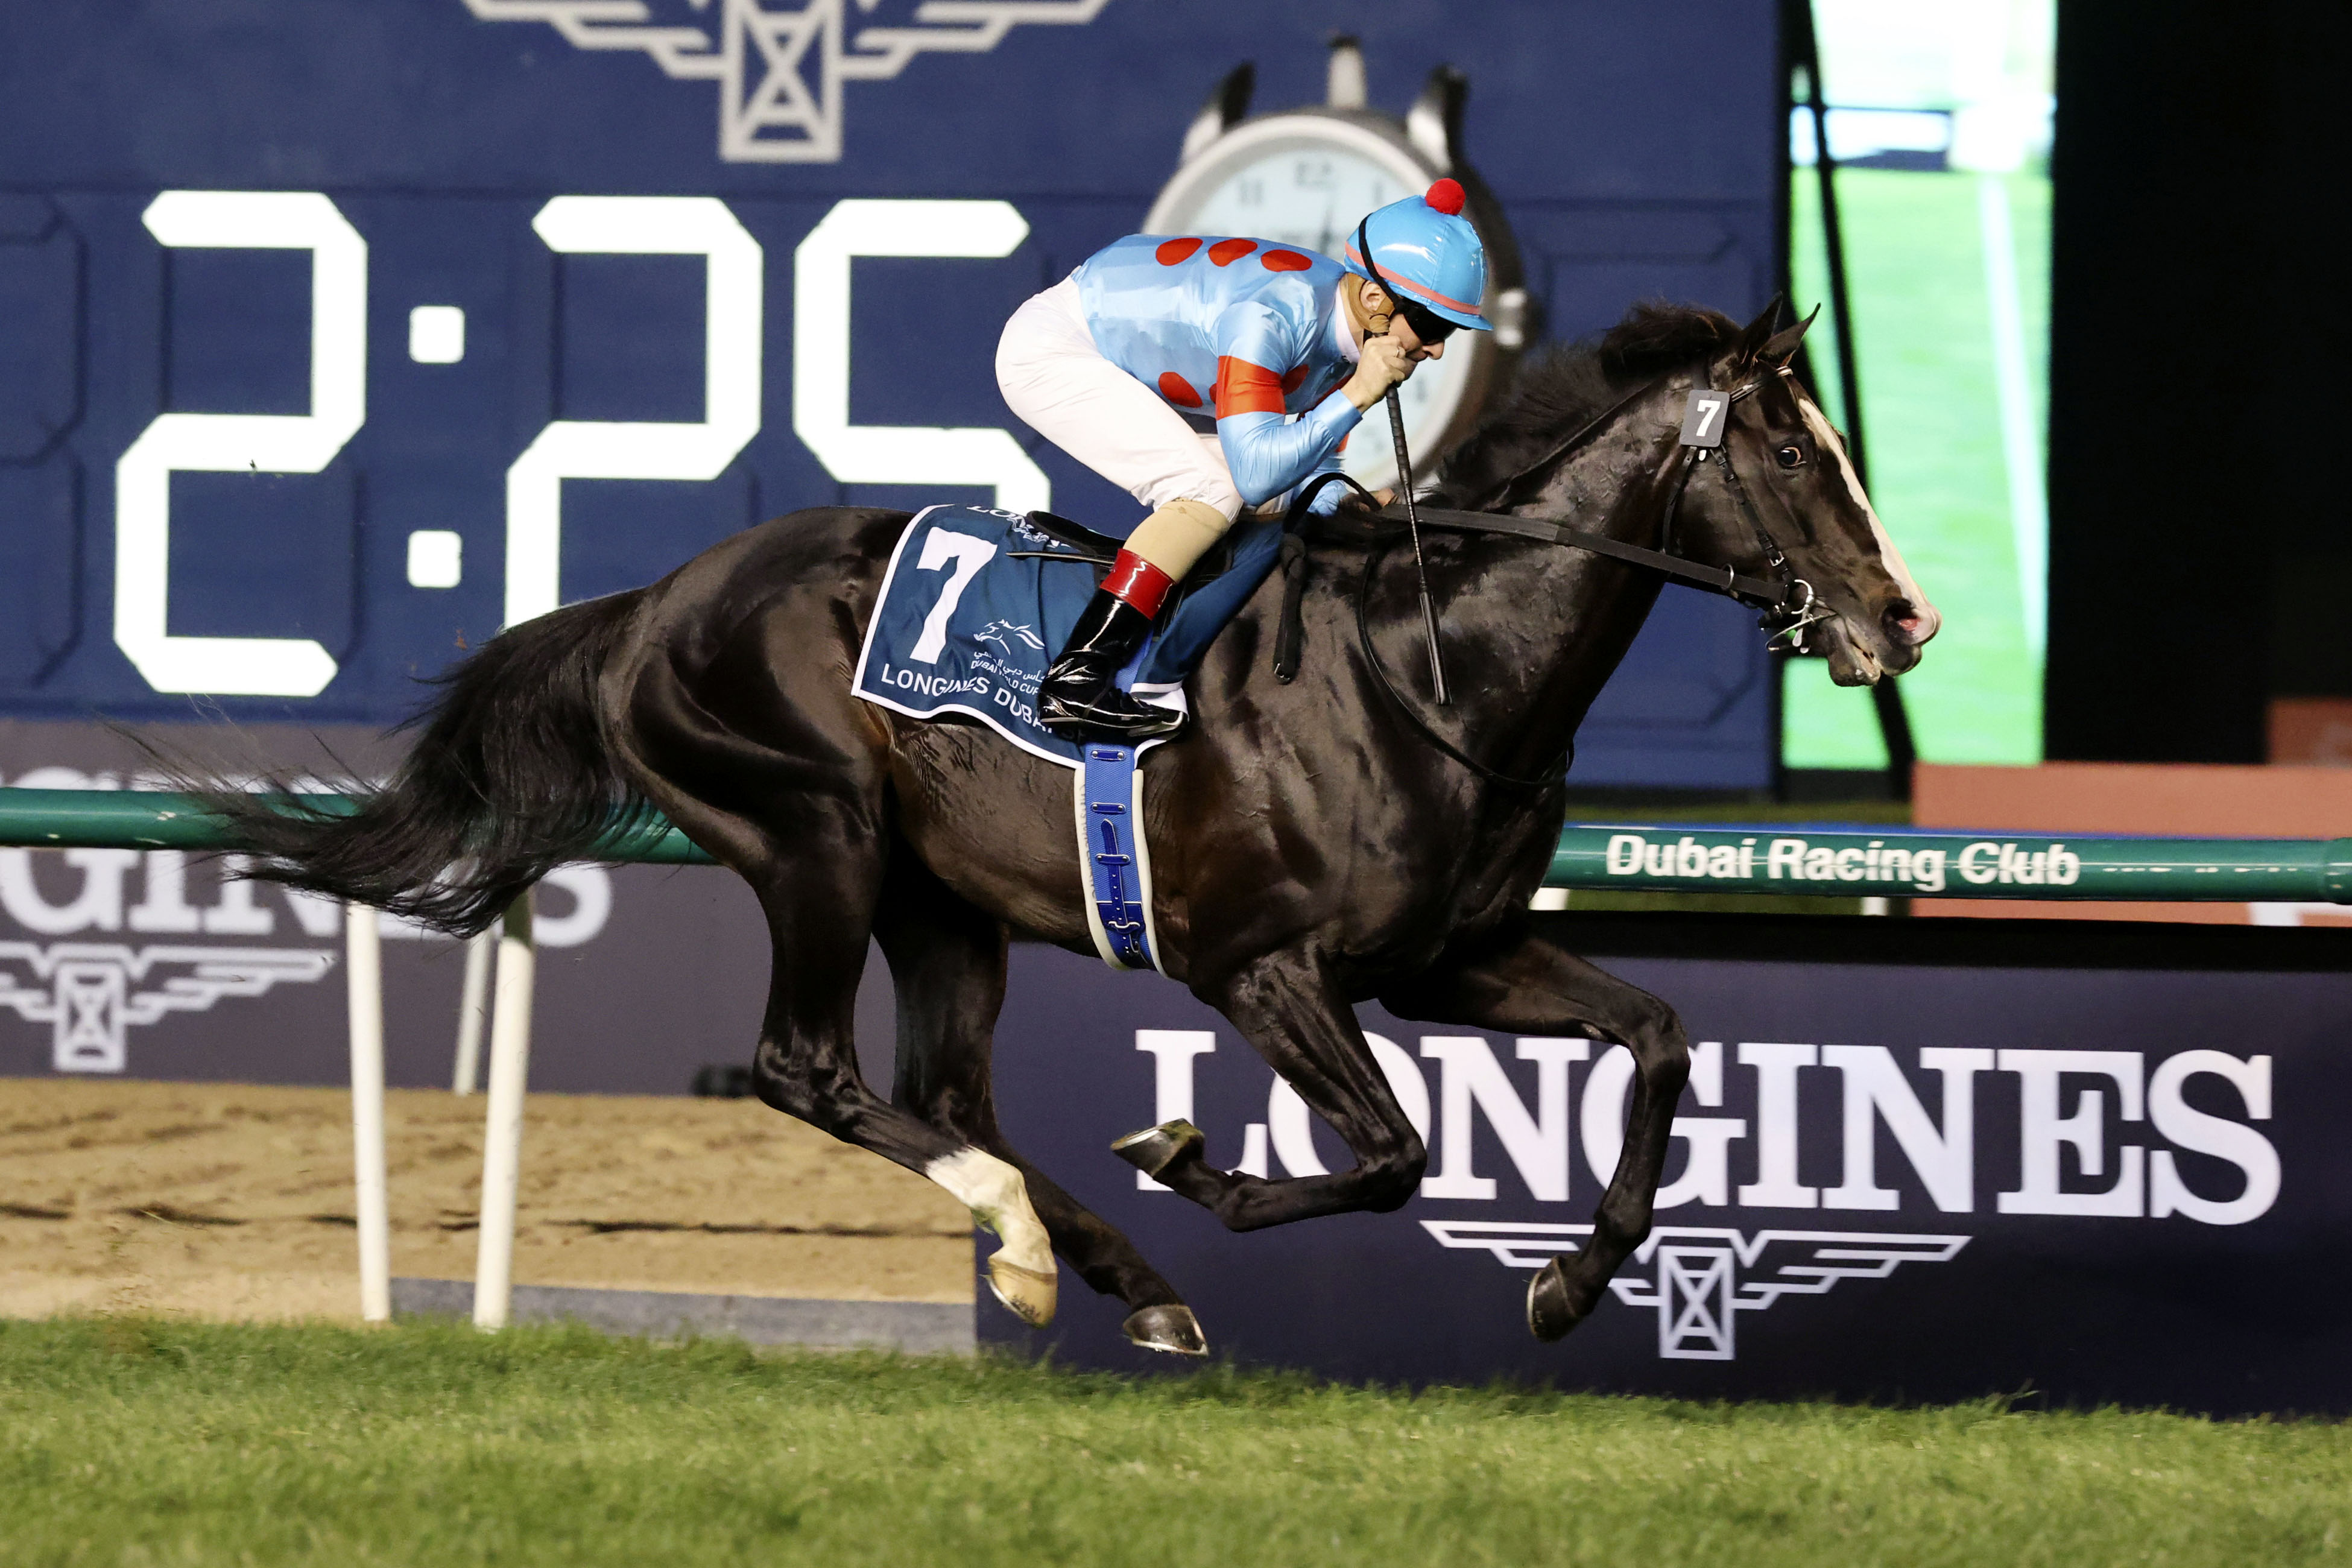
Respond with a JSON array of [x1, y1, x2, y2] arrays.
[[1344, 334, 1415, 411], [1334, 487, 1400, 519], [1304, 478, 1351, 516]]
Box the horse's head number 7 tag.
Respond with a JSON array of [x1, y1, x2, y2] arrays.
[[1680, 390, 1731, 449]]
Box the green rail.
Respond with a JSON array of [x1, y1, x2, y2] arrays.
[[2, 789, 2349, 902], [0, 788, 712, 865], [1547, 824, 2352, 903]]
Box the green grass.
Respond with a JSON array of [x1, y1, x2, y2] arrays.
[[1788, 168, 2051, 768], [3, 1320, 2346, 1567]]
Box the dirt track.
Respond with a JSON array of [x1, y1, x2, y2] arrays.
[[0, 1078, 973, 1323]]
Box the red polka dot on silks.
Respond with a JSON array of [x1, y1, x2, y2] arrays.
[[1157, 371, 1203, 408], [1260, 248, 1312, 273], [1154, 237, 1202, 265], [1424, 179, 1467, 215], [1207, 238, 1257, 266]]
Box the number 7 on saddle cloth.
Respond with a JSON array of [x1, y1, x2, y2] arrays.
[[852, 504, 1282, 970]]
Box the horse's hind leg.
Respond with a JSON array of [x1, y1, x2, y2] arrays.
[[666, 786, 1061, 1328], [1379, 921, 1690, 1342], [608, 553, 1057, 1327], [873, 852, 1206, 1355]]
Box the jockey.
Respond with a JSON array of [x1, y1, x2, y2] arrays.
[[996, 179, 1491, 742]]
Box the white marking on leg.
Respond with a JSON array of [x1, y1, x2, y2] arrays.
[[1797, 394, 1941, 642], [926, 1146, 1057, 1324], [927, 1147, 1053, 1271]]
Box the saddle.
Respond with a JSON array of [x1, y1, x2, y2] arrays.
[[850, 504, 1285, 767]]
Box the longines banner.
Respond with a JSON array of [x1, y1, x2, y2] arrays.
[[0, 721, 795, 1096], [982, 928, 2352, 1416], [0, 0, 1785, 787], [5, 722, 2345, 1412]]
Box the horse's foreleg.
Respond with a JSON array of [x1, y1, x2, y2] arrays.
[[1380, 921, 1690, 1342], [1127, 949, 1427, 1231], [873, 852, 1203, 1353]]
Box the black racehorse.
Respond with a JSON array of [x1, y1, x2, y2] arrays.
[[210, 300, 1935, 1355]]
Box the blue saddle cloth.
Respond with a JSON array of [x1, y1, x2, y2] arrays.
[[852, 505, 1282, 766]]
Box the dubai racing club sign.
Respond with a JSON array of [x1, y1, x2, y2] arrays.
[[1559, 825, 2352, 902], [982, 929, 2352, 1414]]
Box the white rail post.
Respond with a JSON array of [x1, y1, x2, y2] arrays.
[[452, 927, 495, 1094], [346, 902, 391, 1323], [472, 891, 536, 1330]]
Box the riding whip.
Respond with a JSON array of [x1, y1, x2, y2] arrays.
[[1355, 218, 1452, 706]]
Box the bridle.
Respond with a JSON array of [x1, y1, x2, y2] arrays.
[[1470, 356, 1827, 648], [1286, 355, 1836, 788]]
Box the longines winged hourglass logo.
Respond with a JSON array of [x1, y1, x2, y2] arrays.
[[463, 0, 1114, 163], [1424, 1221, 1971, 1361], [1, 941, 337, 1074]]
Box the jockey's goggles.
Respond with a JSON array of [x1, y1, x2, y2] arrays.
[[1393, 299, 1458, 345]]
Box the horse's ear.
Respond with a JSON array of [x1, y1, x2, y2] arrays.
[[1757, 304, 1819, 368], [1728, 295, 1786, 370]]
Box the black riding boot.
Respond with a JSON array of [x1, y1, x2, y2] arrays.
[[1038, 589, 1186, 742]]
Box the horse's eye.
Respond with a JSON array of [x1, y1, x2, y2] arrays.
[[1775, 444, 1806, 470]]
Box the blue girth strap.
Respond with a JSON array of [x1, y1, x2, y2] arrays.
[[1076, 744, 1159, 972]]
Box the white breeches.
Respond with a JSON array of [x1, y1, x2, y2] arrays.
[[994, 277, 1245, 523]]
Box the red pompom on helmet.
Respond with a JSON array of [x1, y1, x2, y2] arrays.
[[1345, 180, 1491, 332]]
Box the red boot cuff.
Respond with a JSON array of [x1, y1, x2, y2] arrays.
[[1102, 549, 1174, 619]]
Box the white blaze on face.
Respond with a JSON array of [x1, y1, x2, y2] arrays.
[[1796, 392, 1941, 642]]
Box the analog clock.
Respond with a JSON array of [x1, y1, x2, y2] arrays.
[[1143, 47, 1534, 493]]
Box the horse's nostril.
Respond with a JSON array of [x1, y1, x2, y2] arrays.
[[1883, 601, 1927, 646]]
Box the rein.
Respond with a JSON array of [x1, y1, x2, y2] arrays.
[[1278, 358, 1818, 789], [1400, 501, 1786, 605]]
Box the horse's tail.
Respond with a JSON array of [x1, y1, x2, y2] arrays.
[[205, 590, 648, 937]]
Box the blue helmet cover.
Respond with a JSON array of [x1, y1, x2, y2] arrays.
[[1344, 180, 1491, 332]]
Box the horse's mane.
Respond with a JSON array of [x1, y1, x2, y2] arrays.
[[1427, 301, 1740, 507]]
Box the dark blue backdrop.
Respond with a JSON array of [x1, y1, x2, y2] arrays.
[[0, 0, 1782, 785], [984, 927, 2352, 1415]]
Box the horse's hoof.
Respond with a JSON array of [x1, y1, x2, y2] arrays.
[[1122, 1304, 1209, 1357], [1527, 1256, 1598, 1343], [1110, 1119, 1205, 1179], [986, 1256, 1058, 1327]]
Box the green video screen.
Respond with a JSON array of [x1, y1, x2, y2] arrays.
[[1784, 0, 2052, 769]]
